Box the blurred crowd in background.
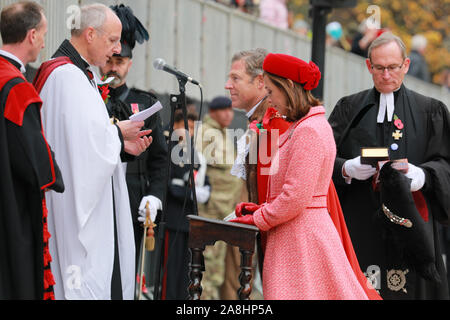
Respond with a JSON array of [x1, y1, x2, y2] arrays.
[[210, 0, 450, 89]]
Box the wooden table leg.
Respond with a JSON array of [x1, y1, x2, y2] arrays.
[[188, 247, 204, 300], [238, 249, 253, 300]]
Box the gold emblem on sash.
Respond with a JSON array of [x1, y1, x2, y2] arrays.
[[387, 269, 408, 293]]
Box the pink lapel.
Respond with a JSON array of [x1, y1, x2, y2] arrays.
[[278, 106, 326, 148]]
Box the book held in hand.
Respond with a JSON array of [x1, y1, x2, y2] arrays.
[[360, 147, 389, 167]]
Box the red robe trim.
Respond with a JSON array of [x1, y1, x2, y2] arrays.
[[33, 56, 73, 94], [0, 57, 42, 126], [412, 191, 429, 222]]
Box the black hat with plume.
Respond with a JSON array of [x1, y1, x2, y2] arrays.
[[110, 4, 149, 58]]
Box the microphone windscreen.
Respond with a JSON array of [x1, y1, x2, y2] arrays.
[[153, 58, 166, 70]]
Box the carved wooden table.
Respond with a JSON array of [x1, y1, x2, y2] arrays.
[[187, 215, 259, 300]]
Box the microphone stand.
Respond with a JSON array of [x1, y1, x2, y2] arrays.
[[153, 77, 199, 300]]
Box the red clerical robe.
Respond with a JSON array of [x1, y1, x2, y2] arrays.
[[0, 55, 64, 300]]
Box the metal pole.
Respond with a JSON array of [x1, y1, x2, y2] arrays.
[[310, 4, 331, 100]]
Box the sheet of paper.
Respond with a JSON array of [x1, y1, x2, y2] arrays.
[[223, 211, 236, 222], [129, 101, 163, 122], [97, 76, 115, 85]]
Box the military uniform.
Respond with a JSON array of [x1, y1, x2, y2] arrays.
[[106, 84, 168, 261], [196, 114, 243, 300]]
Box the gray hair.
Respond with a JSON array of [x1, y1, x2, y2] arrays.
[[368, 32, 407, 61], [231, 48, 268, 80], [70, 3, 110, 37], [411, 34, 427, 51]]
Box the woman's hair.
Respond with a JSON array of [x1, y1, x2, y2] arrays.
[[264, 71, 321, 122]]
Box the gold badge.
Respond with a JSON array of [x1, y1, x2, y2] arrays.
[[387, 269, 408, 293], [392, 130, 403, 140]]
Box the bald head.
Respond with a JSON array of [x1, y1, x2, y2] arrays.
[[69, 3, 122, 67], [70, 4, 119, 37]]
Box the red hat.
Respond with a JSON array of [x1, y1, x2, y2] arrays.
[[263, 53, 321, 91]]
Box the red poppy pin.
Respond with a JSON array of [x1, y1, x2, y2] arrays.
[[99, 85, 110, 104], [394, 115, 404, 130], [97, 75, 110, 104]]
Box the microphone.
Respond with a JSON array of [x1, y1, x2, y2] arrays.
[[153, 58, 201, 86]]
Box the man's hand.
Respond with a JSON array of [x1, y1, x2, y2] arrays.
[[405, 163, 426, 192], [124, 135, 153, 156], [138, 195, 162, 223], [117, 120, 152, 141], [343, 156, 377, 181]]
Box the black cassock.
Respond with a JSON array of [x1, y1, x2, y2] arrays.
[[329, 84, 450, 300], [0, 56, 64, 299]]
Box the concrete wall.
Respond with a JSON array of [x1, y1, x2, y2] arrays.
[[1, 0, 448, 116]]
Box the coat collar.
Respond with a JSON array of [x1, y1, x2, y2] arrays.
[[52, 39, 92, 82], [278, 106, 326, 147]]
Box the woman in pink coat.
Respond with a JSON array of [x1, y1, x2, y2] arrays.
[[231, 53, 371, 300]]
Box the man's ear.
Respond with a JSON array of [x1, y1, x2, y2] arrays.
[[365, 58, 373, 74], [402, 57, 411, 74], [26, 28, 37, 45], [85, 27, 96, 43], [255, 74, 264, 90]]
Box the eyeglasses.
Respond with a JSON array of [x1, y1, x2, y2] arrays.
[[371, 61, 405, 74]]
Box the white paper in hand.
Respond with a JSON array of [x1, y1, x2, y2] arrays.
[[223, 211, 237, 222], [129, 101, 163, 122]]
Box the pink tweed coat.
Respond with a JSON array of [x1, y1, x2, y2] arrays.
[[253, 106, 369, 300]]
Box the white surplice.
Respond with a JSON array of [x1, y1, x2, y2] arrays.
[[40, 63, 135, 300]]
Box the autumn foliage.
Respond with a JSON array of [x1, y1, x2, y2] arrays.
[[288, 0, 449, 85]]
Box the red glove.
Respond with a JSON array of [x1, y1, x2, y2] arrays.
[[230, 214, 256, 226], [235, 202, 261, 217]]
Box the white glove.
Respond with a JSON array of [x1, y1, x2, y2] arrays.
[[138, 195, 162, 223], [195, 185, 211, 204], [343, 156, 377, 183], [404, 163, 425, 192]]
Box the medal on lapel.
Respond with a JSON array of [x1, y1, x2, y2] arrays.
[[391, 115, 404, 150], [131, 103, 140, 115]]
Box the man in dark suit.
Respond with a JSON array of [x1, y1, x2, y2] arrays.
[[329, 32, 449, 300]]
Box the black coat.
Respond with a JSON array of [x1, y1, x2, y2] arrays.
[[329, 84, 450, 299], [161, 124, 210, 233], [106, 84, 168, 249], [0, 56, 64, 299]]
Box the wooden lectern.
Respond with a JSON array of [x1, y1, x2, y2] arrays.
[[186, 215, 259, 300]]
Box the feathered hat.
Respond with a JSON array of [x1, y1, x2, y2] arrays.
[[110, 4, 150, 58]]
